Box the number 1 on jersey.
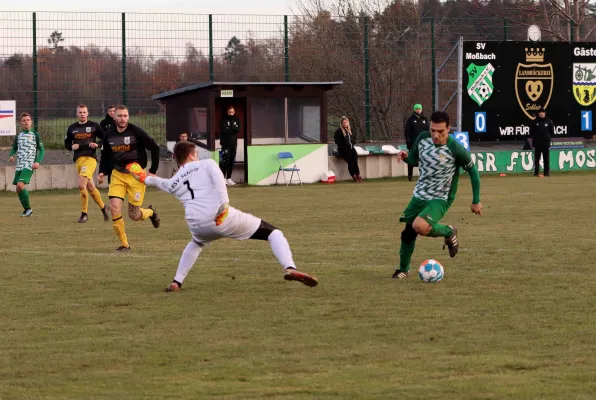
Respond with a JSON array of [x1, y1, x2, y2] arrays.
[[183, 180, 195, 199]]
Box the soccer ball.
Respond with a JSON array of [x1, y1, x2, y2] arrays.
[[418, 259, 444, 283], [478, 83, 491, 99]]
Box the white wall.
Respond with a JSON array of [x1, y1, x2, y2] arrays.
[[0, 155, 414, 191], [0, 161, 178, 192], [328, 155, 416, 181]]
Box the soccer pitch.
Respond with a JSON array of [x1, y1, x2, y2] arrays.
[[1, 175, 596, 399]]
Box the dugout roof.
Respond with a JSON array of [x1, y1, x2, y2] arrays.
[[151, 81, 343, 100]]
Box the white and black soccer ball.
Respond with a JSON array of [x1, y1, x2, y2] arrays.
[[418, 259, 444, 283], [478, 83, 491, 99]]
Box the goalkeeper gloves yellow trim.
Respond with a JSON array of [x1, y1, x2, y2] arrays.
[[125, 162, 147, 183], [215, 202, 229, 226]]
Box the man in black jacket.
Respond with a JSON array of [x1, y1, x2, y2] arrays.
[[98, 105, 161, 253], [100, 105, 116, 183], [220, 106, 241, 186], [530, 107, 554, 177], [404, 104, 428, 181], [100, 105, 116, 132]]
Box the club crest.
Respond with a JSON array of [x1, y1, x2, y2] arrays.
[[466, 63, 495, 106], [572, 63, 596, 106]]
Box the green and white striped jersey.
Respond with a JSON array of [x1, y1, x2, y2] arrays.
[[9, 130, 45, 171], [406, 132, 474, 202]]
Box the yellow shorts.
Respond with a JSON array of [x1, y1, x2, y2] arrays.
[[108, 169, 146, 206], [75, 156, 97, 180]]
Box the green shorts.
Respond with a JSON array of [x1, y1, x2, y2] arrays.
[[399, 196, 449, 226], [13, 169, 34, 185]]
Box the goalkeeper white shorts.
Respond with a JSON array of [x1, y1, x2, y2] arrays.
[[189, 206, 261, 244]]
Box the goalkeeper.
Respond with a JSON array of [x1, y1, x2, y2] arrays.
[[129, 140, 319, 292]]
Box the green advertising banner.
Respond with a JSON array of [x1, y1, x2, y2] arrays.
[[247, 144, 327, 185], [471, 148, 596, 173]]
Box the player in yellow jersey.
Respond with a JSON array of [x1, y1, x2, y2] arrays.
[[65, 104, 110, 223], [98, 105, 161, 252]]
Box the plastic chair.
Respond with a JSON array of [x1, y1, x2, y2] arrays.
[[275, 152, 302, 186]]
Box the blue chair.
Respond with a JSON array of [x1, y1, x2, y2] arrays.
[[275, 152, 302, 186]]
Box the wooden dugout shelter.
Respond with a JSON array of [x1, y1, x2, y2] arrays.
[[151, 81, 342, 185]]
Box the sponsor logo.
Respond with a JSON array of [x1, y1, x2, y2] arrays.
[[111, 145, 131, 152], [515, 48, 553, 120], [0, 110, 13, 119]]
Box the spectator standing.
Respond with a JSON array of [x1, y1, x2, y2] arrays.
[[220, 106, 240, 186], [404, 104, 428, 181], [530, 107, 554, 177]]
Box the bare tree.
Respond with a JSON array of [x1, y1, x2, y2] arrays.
[[289, 0, 433, 141], [478, 0, 596, 41], [47, 31, 65, 53]]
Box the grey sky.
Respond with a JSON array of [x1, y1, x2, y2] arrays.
[[1, 1, 299, 57], [2, 0, 294, 15]]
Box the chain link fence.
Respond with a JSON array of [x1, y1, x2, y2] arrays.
[[1, 12, 593, 148]]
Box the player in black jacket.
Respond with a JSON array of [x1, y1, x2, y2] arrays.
[[98, 105, 161, 252], [404, 104, 428, 181], [530, 107, 554, 177], [64, 104, 110, 223], [219, 105, 241, 186]]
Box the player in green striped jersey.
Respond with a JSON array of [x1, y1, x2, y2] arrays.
[[393, 111, 482, 279], [8, 112, 45, 217]]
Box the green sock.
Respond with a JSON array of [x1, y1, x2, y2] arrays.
[[428, 224, 453, 238], [399, 238, 416, 271], [18, 189, 30, 209]]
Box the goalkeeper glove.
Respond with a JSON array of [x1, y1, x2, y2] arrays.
[[125, 162, 147, 183], [215, 202, 229, 226]]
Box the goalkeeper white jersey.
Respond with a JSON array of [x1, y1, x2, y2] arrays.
[[145, 159, 229, 226]]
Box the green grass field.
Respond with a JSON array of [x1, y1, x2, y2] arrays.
[[1, 175, 596, 399]]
